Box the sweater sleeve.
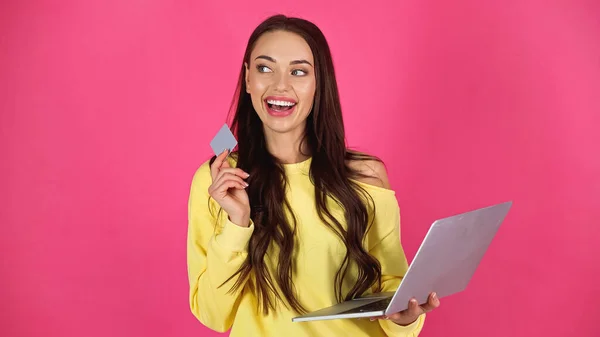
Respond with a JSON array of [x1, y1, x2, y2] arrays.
[[368, 194, 426, 337], [186, 160, 254, 332]]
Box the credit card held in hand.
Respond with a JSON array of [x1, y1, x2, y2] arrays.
[[210, 123, 238, 157]]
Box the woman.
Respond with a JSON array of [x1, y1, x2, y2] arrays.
[[187, 14, 439, 336]]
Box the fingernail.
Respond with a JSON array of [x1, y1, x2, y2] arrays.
[[432, 292, 437, 299], [411, 299, 417, 304]]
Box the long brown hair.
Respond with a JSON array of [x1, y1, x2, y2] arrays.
[[213, 14, 383, 315]]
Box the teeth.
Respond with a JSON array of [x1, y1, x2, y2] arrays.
[[267, 99, 296, 107]]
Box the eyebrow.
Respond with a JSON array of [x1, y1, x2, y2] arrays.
[[255, 55, 313, 67]]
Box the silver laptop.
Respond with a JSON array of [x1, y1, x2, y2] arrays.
[[291, 201, 512, 322]]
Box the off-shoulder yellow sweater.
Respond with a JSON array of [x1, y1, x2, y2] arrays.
[[186, 157, 425, 336]]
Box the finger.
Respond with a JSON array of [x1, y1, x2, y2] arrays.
[[213, 172, 249, 189], [210, 179, 248, 198], [221, 156, 231, 168], [408, 298, 423, 316], [215, 167, 250, 182], [210, 149, 230, 180], [420, 292, 440, 312], [211, 174, 249, 194], [382, 312, 401, 321], [383, 299, 420, 322], [368, 315, 385, 321]]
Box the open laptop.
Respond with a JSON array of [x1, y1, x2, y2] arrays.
[[291, 201, 512, 322]]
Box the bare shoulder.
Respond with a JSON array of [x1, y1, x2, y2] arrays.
[[346, 152, 391, 190]]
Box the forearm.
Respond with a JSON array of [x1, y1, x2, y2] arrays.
[[188, 219, 254, 332]]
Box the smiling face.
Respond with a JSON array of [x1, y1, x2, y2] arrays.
[[244, 30, 316, 137]]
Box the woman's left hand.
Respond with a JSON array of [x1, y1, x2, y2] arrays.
[[370, 292, 440, 326]]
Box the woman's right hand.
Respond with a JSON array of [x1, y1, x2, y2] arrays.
[[208, 149, 251, 227]]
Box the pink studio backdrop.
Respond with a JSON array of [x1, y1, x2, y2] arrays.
[[1, 1, 599, 336]]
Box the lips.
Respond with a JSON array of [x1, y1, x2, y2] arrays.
[[264, 96, 297, 117]]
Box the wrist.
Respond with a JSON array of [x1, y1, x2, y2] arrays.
[[390, 317, 418, 327], [229, 213, 251, 227]]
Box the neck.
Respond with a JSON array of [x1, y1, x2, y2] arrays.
[[263, 124, 310, 164]]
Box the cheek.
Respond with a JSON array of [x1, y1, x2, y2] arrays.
[[248, 74, 269, 95], [249, 77, 268, 94], [296, 80, 316, 107], [248, 77, 269, 108]]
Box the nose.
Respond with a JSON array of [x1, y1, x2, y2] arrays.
[[273, 72, 291, 92]]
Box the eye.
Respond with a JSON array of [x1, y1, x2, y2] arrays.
[[291, 69, 307, 76], [256, 65, 272, 73]]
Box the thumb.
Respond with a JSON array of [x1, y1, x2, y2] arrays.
[[220, 155, 231, 169]]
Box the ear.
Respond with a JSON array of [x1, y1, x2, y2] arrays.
[[244, 62, 250, 93]]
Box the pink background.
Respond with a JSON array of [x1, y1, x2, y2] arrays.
[[1, 1, 599, 336]]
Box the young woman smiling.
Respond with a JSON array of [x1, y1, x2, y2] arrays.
[[186, 14, 440, 337]]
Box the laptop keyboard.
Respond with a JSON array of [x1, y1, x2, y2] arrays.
[[343, 297, 392, 314]]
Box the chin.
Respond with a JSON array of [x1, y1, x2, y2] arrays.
[[263, 121, 298, 134]]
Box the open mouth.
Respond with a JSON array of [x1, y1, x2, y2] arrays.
[[266, 99, 297, 112]]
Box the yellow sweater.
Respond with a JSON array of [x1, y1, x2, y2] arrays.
[[187, 156, 425, 336]]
